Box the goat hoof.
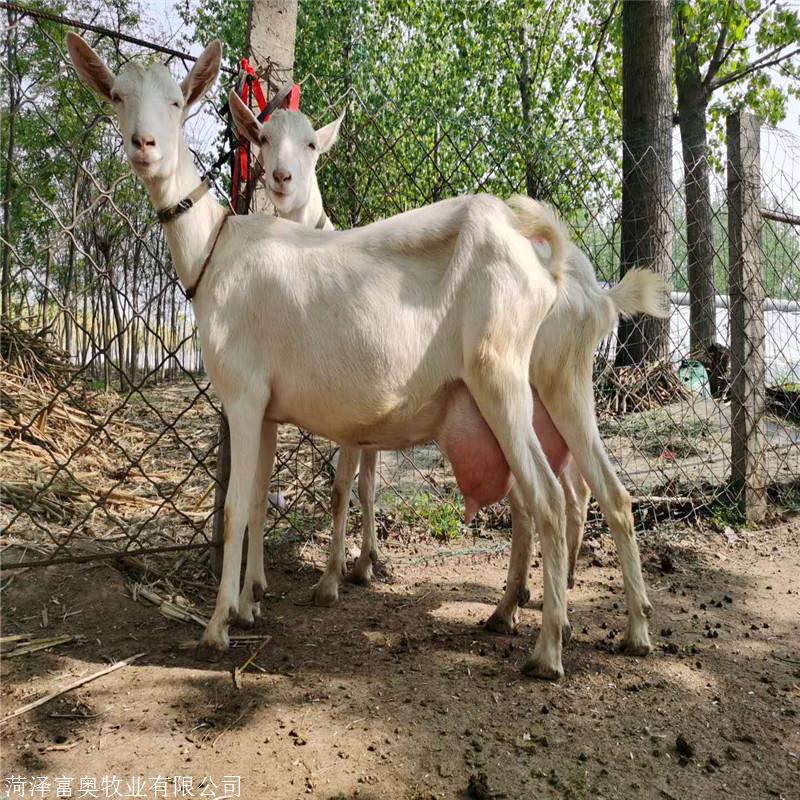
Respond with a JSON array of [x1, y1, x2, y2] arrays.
[[567, 572, 576, 590], [195, 637, 228, 662], [621, 637, 652, 657], [233, 610, 257, 629], [346, 565, 372, 586], [520, 655, 564, 681], [516, 586, 531, 607], [485, 611, 518, 635], [312, 581, 339, 607]]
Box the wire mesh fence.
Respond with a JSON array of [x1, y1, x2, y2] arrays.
[[1, 4, 798, 570]]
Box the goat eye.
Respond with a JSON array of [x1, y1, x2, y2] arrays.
[[111, 94, 122, 104], [308, 142, 316, 150], [172, 101, 181, 108]]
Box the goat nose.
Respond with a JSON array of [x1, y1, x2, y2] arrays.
[[272, 169, 291, 184], [131, 132, 156, 150]]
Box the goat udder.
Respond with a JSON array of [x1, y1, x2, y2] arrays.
[[438, 386, 572, 524], [437, 386, 514, 523]]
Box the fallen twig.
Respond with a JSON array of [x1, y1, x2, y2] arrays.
[[233, 636, 272, 688], [3, 634, 74, 658], [0, 652, 145, 725]]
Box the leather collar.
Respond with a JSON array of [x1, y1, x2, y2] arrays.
[[157, 180, 211, 224]]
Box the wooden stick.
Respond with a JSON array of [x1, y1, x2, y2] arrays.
[[4, 634, 74, 657], [233, 636, 271, 688], [0, 652, 145, 725], [0, 634, 32, 646]]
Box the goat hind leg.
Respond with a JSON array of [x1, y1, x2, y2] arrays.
[[198, 398, 264, 659], [486, 484, 532, 635], [235, 419, 278, 627], [538, 384, 652, 656], [562, 460, 590, 589], [313, 445, 361, 606], [465, 366, 567, 679]]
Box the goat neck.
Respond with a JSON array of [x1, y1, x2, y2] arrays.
[[145, 141, 227, 295], [279, 179, 329, 229]]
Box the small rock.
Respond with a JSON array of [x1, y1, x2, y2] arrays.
[[288, 729, 307, 746]]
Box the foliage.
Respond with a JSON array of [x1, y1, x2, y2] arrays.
[[675, 0, 800, 141], [390, 490, 463, 541], [188, 0, 624, 227], [1, 0, 203, 383]]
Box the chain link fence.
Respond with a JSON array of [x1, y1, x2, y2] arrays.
[[1, 5, 798, 570]]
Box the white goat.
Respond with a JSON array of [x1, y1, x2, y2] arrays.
[[237, 106, 666, 657], [256, 108, 343, 229], [68, 35, 574, 678]]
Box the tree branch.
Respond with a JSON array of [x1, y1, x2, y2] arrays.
[[710, 44, 800, 91], [703, 18, 730, 88], [561, 0, 619, 125]]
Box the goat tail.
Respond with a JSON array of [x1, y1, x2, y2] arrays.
[[607, 268, 670, 320], [506, 195, 569, 286]]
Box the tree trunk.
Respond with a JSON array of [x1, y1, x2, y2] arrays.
[[249, 0, 298, 78], [81, 279, 89, 365], [1, 6, 18, 321], [516, 21, 542, 200], [129, 245, 140, 382], [102, 284, 111, 389], [676, 47, 717, 357], [106, 257, 128, 392], [41, 248, 52, 328], [63, 240, 76, 356], [616, 0, 673, 366]]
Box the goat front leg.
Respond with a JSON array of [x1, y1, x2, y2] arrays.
[[465, 365, 568, 680], [198, 398, 265, 659], [235, 419, 278, 627], [347, 449, 381, 585], [313, 445, 361, 606]]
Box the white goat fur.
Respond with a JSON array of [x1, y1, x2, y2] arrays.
[[69, 35, 578, 678], [235, 99, 665, 656]]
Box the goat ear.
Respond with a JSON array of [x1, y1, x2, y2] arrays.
[[228, 90, 262, 145], [315, 112, 345, 155], [66, 33, 115, 102], [181, 41, 222, 106]]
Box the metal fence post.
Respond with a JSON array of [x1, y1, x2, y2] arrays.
[[726, 111, 766, 522]]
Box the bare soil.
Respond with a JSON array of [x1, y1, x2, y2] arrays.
[[2, 521, 799, 800]]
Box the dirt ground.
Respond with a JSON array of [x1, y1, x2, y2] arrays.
[[2, 520, 799, 800]]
